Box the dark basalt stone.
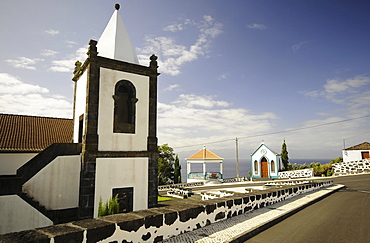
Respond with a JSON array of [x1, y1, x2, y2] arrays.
[[215, 212, 225, 221], [206, 204, 217, 214], [141, 232, 151, 241], [178, 205, 204, 222]]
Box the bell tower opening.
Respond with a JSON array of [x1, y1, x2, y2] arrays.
[[113, 80, 138, 133]]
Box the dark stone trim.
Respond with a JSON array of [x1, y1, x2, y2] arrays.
[[16, 143, 82, 184], [19, 192, 79, 224], [79, 40, 100, 219], [83, 151, 155, 158], [0, 176, 22, 195], [77, 39, 159, 219], [72, 58, 90, 82], [97, 56, 155, 77], [147, 55, 159, 208]]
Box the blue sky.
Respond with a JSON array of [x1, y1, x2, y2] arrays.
[[1, 0, 369, 162]]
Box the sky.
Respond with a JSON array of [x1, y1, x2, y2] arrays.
[[1, 0, 370, 163]]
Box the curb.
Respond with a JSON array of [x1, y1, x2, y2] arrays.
[[225, 184, 345, 243]]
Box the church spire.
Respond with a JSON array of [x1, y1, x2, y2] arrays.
[[97, 3, 139, 64]]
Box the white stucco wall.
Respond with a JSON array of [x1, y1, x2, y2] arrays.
[[342, 150, 370, 162], [0, 153, 37, 175], [98, 68, 149, 151], [22, 155, 81, 210], [73, 71, 87, 143], [94, 157, 148, 218], [0, 195, 53, 234]]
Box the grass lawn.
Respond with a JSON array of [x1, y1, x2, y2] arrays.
[[158, 195, 173, 202]]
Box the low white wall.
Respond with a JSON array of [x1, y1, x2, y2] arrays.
[[0, 195, 52, 235], [94, 157, 148, 218], [278, 168, 314, 179], [333, 159, 370, 175], [187, 178, 206, 183], [0, 153, 37, 175], [22, 155, 81, 210]]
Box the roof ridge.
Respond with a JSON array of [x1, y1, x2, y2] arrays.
[[186, 148, 223, 160]]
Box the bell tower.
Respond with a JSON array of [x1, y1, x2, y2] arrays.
[[72, 4, 159, 219]]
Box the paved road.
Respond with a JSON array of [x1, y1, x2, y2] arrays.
[[245, 174, 370, 243]]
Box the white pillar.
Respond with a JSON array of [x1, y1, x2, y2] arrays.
[[220, 162, 223, 175]]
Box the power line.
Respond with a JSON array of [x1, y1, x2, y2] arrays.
[[174, 138, 235, 149], [173, 114, 370, 150]]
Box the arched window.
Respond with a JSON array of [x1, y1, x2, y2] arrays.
[[271, 160, 275, 173], [254, 160, 258, 174], [113, 80, 138, 133]]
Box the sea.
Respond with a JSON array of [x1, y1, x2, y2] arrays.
[[179, 158, 332, 180]]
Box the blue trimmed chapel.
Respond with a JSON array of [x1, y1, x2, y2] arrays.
[[251, 141, 281, 179]]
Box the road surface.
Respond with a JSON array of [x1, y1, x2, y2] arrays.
[[245, 174, 370, 243]]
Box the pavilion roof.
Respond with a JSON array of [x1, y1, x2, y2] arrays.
[[187, 147, 223, 160]]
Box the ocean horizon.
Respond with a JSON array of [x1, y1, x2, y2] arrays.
[[180, 158, 333, 181]]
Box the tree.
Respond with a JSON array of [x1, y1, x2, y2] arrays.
[[158, 144, 175, 185], [281, 139, 290, 171], [330, 157, 343, 164], [174, 155, 182, 184]]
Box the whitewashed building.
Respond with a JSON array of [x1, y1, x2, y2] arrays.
[[251, 142, 281, 179], [0, 4, 159, 234], [342, 142, 370, 162]]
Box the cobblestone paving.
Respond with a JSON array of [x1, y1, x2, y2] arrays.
[[161, 185, 343, 243]]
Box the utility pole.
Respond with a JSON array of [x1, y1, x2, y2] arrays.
[[235, 137, 240, 178]]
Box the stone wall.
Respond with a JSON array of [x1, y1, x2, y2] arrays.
[[332, 159, 370, 175], [158, 181, 205, 191], [278, 168, 314, 179], [0, 181, 332, 243]]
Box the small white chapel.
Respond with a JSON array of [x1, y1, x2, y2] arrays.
[[250, 141, 281, 179]]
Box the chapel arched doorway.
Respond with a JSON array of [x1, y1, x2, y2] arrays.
[[261, 157, 268, 178]]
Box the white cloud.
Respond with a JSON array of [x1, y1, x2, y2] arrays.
[[164, 84, 180, 91], [292, 41, 310, 51], [5, 57, 44, 70], [49, 46, 87, 73], [172, 94, 231, 108], [324, 76, 370, 94], [44, 29, 60, 36], [163, 23, 183, 32], [0, 73, 48, 94], [0, 73, 72, 118], [41, 49, 58, 57], [247, 23, 267, 30], [65, 40, 77, 45], [303, 75, 370, 113], [218, 74, 227, 80], [137, 15, 223, 76], [157, 94, 278, 149]]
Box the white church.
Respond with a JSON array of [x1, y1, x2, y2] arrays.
[[0, 4, 159, 234], [250, 141, 281, 179]]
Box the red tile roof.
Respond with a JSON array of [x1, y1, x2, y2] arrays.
[[345, 142, 370, 150], [0, 114, 73, 152]]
